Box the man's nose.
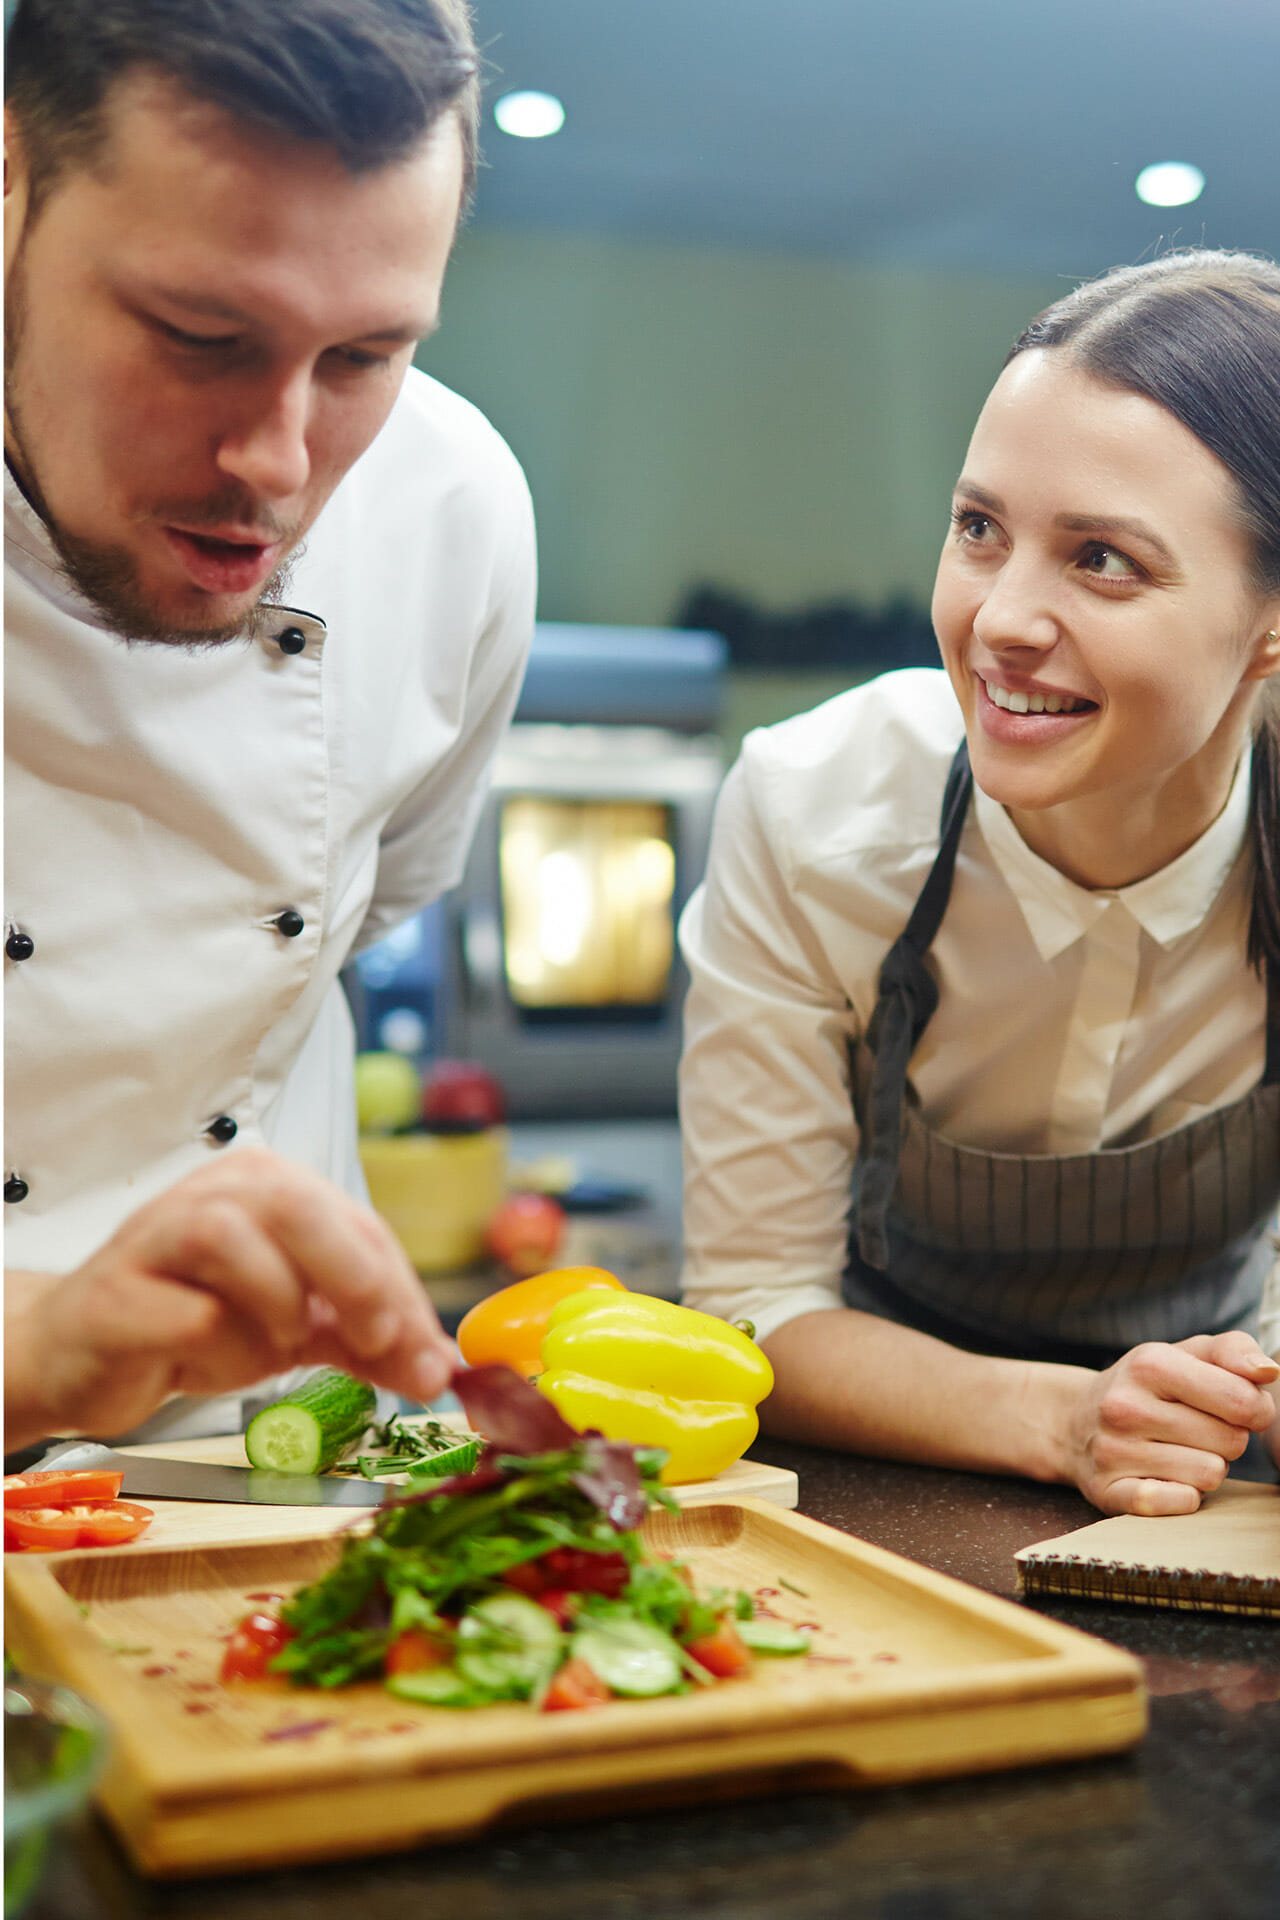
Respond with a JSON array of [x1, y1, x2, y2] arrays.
[[214, 372, 312, 503]]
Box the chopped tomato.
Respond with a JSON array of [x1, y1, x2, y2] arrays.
[[686, 1619, 753, 1679], [219, 1611, 295, 1683], [3, 1499, 153, 1553], [384, 1629, 450, 1676], [540, 1656, 611, 1712], [539, 1548, 630, 1597], [501, 1560, 549, 1598], [535, 1587, 578, 1628], [4, 1469, 124, 1509]]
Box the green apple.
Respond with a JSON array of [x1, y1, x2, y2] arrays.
[[354, 1051, 421, 1135]]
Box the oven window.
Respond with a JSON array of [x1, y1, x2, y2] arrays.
[[499, 797, 676, 1011]]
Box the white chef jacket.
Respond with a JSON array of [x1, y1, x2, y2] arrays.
[[5, 368, 536, 1430], [678, 668, 1280, 1358]]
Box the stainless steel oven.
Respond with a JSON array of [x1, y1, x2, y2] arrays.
[[350, 624, 727, 1119]]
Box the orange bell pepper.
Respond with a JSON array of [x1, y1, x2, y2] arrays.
[[456, 1266, 626, 1378]]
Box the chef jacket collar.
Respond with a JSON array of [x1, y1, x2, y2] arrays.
[[973, 746, 1253, 962], [4, 464, 325, 655]]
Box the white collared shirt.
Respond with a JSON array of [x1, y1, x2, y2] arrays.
[[5, 368, 536, 1289], [678, 669, 1279, 1355]]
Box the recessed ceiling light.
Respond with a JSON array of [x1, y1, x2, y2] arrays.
[[1135, 161, 1205, 208], [493, 90, 565, 140]]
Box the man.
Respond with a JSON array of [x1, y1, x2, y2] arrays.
[[4, 0, 537, 1448]]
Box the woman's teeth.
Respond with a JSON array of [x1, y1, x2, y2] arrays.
[[982, 679, 1089, 715]]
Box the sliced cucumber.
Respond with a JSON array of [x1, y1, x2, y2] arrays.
[[406, 1437, 480, 1480], [455, 1594, 562, 1697], [244, 1370, 377, 1474], [736, 1618, 811, 1655], [571, 1619, 682, 1698], [386, 1667, 477, 1708]]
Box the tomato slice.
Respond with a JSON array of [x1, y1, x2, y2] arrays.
[[685, 1619, 753, 1679], [3, 1499, 153, 1552], [3, 1469, 125, 1509], [384, 1629, 450, 1677], [535, 1587, 578, 1628], [538, 1548, 630, 1597], [541, 1656, 611, 1712], [219, 1610, 295, 1682]]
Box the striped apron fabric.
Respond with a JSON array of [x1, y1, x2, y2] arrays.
[[844, 744, 1280, 1369]]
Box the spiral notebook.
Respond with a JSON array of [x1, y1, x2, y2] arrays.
[[1015, 1480, 1280, 1617]]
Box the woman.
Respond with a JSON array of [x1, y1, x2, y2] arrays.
[[678, 250, 1280, 1516]]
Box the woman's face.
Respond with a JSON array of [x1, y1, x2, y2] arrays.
[[931, 350, 1280, 881]]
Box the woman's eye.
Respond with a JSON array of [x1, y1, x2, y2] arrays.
[[950, 508, 995, 544], [1079, 542, 1139, 580]]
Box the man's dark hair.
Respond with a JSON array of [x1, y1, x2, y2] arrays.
[[1008, 249, 1280, 977], [5, 0, 480, 214]]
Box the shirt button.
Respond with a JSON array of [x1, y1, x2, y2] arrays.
[[5, 931, 34, 962], [276, 627, 307, 656], [5, 1176, 29, 1203], [274, 909, 305, 938], [205, 1116, 238, 1145]]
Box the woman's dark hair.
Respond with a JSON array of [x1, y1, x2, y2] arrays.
[[1007, 250, 1280, 978], [5, 0, 481, 212]]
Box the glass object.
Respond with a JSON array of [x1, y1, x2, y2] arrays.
[[4, 1677, 108, 1917]]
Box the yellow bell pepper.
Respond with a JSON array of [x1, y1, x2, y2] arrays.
[[536, 1293, 774, 1484]]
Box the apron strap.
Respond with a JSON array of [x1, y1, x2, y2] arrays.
[[857, 741, 973, 1270], [1266, 960, 1280, 1086]]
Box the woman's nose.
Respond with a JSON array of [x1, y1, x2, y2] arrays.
[[970, 557, 1060, 653]]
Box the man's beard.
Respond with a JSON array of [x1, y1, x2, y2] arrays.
[[5, 250, 302, 648]]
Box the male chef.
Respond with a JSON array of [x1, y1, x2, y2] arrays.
[[4, 0, 536, 1448]]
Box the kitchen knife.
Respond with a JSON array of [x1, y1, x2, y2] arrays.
[[29, 1440, 387, 1506]]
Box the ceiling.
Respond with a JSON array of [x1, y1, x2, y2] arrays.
[[466, 0, 1280, 277]]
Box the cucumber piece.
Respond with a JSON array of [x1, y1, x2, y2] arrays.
[[571, 1619, 682, 1698], [244, 1370, 377, 1474], [385, 1667, 477, 1709], [455, 1594, 562, 1697], [357, 1434, 479, 1480], [406, 1437, 480, 1480], [736, 1618, 812, 1655]]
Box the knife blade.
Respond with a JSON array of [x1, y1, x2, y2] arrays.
[[30, 1441, 387, 1507]]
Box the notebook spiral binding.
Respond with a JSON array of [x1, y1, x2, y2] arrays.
[[1017, 1554, 1280, 1617]]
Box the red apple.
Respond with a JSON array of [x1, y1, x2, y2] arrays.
[[486, 1193, 567, 1277], [420, 1059, 507, 1132]]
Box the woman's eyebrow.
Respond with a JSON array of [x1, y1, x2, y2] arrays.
[[1053, 512, 1177, 566], [952, 480, 1177, 567]]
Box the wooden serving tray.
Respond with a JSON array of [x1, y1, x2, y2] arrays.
[[4, 1498, 1145, 1877]]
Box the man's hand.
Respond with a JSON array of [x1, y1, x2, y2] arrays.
[[1057, 1332, 1278, 1516], [4, 1149, 457, 1450]]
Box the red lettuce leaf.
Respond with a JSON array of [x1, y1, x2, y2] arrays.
[[450, 1363, 579, 1454], [570, 1434, 647, 1531]]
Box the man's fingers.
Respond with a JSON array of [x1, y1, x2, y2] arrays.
[[133, 1200, 311, 1356]]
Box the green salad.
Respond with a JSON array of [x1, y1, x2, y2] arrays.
[[219, 1366, 809, 1712]]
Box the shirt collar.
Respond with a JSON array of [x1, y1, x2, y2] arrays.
[[4, 461, 116, 628], [973, 747, 1254, 961]]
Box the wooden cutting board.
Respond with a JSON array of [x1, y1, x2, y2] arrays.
[[4, 1498, 1145, 1878], [90, 1427, 798, 1551]]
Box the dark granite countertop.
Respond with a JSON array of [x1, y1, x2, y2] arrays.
[[28, 1443, 1280, 1920]]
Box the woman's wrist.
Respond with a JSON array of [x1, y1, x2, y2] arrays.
[[1008, 1359, 1091, 1486]]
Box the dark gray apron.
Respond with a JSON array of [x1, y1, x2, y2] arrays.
[[845, 744, 1280, 1369]]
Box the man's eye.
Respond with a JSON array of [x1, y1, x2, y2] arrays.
[[155, 319, 240, 351], [328, 346, 396, 371]]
